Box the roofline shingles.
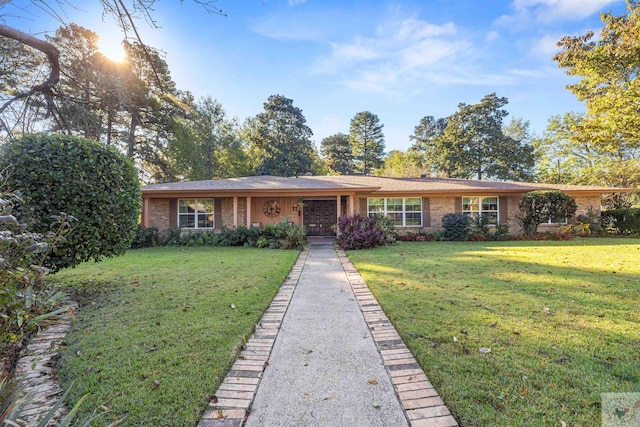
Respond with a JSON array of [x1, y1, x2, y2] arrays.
[[141, 175, 633, 195]]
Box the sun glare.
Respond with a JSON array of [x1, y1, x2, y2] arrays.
[[98, 37, 126, 62]]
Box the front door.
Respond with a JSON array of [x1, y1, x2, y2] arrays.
[[303, 200, 336, 236]]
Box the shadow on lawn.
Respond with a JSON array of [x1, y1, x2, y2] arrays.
[[349, 240, 640, 426]]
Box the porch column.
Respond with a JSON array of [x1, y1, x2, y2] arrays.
[[246, 196, 252, 227], [233, 196, 238, 228], [347, 195, 354, 217], [336, 194, 341, 223]]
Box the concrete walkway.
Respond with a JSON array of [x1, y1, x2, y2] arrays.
[[198, 241, 458, 427]]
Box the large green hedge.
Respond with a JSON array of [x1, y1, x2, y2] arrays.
[[0, 134, 141, 270], [601, 208, 640, 234]]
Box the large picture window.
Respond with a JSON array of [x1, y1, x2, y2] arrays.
[[368, 197, 422, 227], [178, 199, 215, 229], [462, 196, 499, 225]]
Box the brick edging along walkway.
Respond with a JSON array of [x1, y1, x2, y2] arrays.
[[335, 248, 459, 427], [197, 248, 310, 427], [198, 244, 458, 427]]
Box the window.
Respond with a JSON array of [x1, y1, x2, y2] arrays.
[[462, 196, 499, 225], [545, 215, 568, 225], [368, 198, 422, 227], [178, 199, 215, 229]]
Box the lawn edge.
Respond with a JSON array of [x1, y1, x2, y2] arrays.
[[337, 247, 460, 427]]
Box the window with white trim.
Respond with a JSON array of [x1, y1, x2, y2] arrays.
[[368, 197, 422, 227], [462, 196, 499, 225], [178, 198, 215, 229], [545, 214, 568, 225]]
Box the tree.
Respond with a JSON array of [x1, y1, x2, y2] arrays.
[[349, 111, 385, 175], [247, 95, 315, 177], [0, 35, 47, 137], [517, 190, 578, 236], [166, 94, 250, 181], [417, 94, 534, 180], [320, 133, 354, 175], [534, 112, 640, 207], [375, 150, 426, 178], [0, 134, 141, 271], [501, 118, 535, 181], [409, 115, 447, 175], [0, 1, 223, 127], [554, 1, 640, 152]]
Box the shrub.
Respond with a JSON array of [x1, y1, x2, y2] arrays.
[[397, 232, 435, 242], [337, 214, 397, 250], [1, 179, 72, 369], [441, 213, 471, 241], [601, 208, 640, 234], [168, 221, 307, 250], [162, 227, 182, 246], [0, 134, 141, 271], [517, 190, 577, 236], [131, 226, 161, 248]]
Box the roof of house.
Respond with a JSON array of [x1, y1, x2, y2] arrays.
[[141, 175, 633, 196]]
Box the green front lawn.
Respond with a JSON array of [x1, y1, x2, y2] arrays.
[[52, 247, 299, 426], [348, 239, 640, 427]]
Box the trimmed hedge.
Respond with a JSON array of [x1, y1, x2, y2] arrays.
[[0, 134, 141, 271]]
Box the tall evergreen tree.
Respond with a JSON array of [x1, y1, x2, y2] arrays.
[[415, 94, 533, 180], [320, 133, 353, 175], [247, 94, 315, 177], [349, 111, 385, 175], [409, 115, 447, 175]]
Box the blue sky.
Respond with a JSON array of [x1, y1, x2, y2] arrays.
[[2, 0, 628, 151]]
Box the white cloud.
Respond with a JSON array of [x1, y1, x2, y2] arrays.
[[530, 34, 563, 56], [497, 0, 621, 26], [252, 18, 323, 41], [485, 30, 500, 42], [314, 17, 478, 93]]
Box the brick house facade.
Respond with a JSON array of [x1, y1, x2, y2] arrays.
[[141, 175, 624, 236]]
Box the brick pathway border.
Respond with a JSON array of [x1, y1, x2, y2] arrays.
[[12, 301, 78, 425], [336, 248, 459, 427], [197, 248, 310, 427]]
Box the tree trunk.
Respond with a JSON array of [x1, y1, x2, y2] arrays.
[[127, 113, 139, 157]]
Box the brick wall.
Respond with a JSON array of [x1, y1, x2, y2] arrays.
[[574, 195, 601, 219], [425, 197, 455, 231], [221, 197, 233, 228], [149, 199, 170, 232]]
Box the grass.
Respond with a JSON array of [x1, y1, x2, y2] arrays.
[[51, 246, 299, 426], [347, 238, 640, 427]]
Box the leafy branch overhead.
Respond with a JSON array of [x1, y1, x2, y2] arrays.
[[554, 1, 640, 151]]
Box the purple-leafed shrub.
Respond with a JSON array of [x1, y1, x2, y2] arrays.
[[337, 214, 396, 250]]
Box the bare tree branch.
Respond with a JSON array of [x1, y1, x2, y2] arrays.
[[0, 24, 59, 116]]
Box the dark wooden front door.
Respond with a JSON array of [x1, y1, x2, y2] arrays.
[[303, 200, 336, 236]]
